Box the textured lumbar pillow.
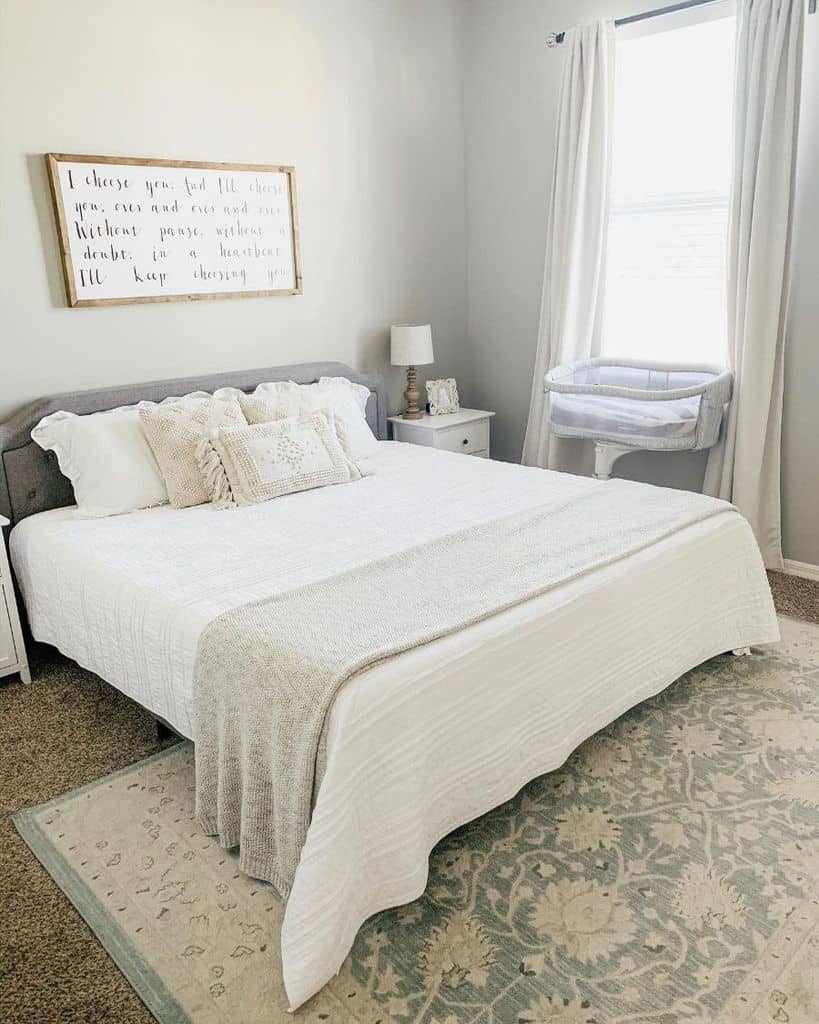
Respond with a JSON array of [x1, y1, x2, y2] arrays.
[[253, 379, 378, 460], [138, 396, 246, 509], [239, 392, 366, 474], [31, 406, 168, 518], [197, 413, 360, 508]]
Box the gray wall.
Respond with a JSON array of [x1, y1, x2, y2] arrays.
[[0, 0, 469, 419], [1, 0, 816, 563], [463, 0, 818, 563]]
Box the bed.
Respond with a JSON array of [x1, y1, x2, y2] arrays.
[[0, 362, 779, 1010]]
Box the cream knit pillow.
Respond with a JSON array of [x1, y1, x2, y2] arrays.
[[251, 380, 378, 459], [238, 392, 290, 425], [198, 413, 359, 509], [139, 396, 247, 509], [240, 391, 364, 467]]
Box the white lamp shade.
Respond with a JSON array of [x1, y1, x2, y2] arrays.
[[390, 324, 434, 366]]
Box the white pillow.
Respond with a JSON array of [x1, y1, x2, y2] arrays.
[[31, 407, 168, 518], [318, 375, 371, 413], [254, 379, 378, 459]]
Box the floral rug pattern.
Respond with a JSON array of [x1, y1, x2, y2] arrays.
[[328, 618, 819, 1024], [15, 618, 819, 1024]]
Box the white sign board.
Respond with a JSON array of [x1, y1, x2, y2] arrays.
[[46, 154, 301, 307]]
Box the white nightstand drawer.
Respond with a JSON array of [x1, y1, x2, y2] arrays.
[[388, 409, 494, 459], [0, 586, 18, 671], [434, 419, 490, 455]]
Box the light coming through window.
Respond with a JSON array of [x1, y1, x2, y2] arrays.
[[602, 7, 736, 364]]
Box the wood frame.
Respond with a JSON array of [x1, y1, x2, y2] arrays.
[[45, 152, 302, 308]]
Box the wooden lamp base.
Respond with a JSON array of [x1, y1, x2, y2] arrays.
[[402, 364, 423, 419]]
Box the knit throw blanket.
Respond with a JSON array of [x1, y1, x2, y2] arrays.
[[194, 479, 732, 897]]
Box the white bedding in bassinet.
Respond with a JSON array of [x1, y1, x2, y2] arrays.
[[549, 392, 702, 442]]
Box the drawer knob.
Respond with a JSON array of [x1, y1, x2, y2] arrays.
[[462, 437, 469, 446]]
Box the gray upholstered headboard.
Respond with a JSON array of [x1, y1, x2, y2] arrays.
[[0, 361, 388, 530]]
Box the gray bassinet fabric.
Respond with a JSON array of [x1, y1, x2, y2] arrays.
[[544, 358, 732, 451]]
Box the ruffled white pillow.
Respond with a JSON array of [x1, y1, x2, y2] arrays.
[[318, 375, 371, 413], [31, 406, 168, 518]]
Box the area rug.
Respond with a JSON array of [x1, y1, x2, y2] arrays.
[[13, 617, 819, 1024]]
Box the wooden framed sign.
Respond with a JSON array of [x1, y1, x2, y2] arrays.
[[45, 153, 302, 307]]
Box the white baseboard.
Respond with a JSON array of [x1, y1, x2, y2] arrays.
[[782, 559, 819, 582]]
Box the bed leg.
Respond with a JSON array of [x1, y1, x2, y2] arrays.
[[731, 647, 752, 657]]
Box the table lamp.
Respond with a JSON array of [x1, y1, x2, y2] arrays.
[[390, 324, 434, 419]]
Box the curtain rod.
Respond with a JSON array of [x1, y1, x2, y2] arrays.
[[545, 0, 815, 47]]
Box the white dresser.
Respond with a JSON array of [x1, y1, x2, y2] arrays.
[[1, 514, 30, 684], [388, 409, 495, 458]]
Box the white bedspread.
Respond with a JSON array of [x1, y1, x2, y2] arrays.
[[10, 442, 779, 1009]]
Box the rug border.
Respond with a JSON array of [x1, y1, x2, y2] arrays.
[[12, 744, 193, 1024]]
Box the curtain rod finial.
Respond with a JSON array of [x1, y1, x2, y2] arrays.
[[546, 31, 565, 47]]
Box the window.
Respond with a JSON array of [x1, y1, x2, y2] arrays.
[[602, 6, 735, 364]]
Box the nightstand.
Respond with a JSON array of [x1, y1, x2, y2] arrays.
[[0, 515, 30, 684], [388, 409, 495, 458]]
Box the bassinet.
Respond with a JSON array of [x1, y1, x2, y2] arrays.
[[544, 358, 732, 480]]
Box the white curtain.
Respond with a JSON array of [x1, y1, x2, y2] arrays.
[[522, 21, 615, 471], [703, 0, 804, 570]]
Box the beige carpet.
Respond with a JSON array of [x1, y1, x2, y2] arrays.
[[768, 570, 819, 625], [1, 657, 166, 1024], [6, 615, 819, 1024]]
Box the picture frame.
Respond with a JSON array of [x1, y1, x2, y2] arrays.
[[426, 378, 460, 416], [45, 152, 301, 307]]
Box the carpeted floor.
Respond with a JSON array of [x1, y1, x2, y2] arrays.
[[1, 657, 167, 1024], [767, 570, 819, 624], [1, 572, 817, 1024]]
